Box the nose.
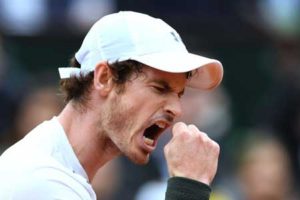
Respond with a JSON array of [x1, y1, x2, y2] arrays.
[[163, 95, 183, 118]]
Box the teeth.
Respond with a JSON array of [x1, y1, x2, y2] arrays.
[[143, 136, 154, 146], [155, 121, 166, 129]]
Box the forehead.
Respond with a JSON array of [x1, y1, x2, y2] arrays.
[[141, 66, 187, 88]]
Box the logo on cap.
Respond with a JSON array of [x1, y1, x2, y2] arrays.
[[170, 31, 181, 42]]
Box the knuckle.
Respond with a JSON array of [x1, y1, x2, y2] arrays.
[[211, 141, 220, 154], [187, 124, 198, 131], [164, 144, 170, 153], [173, 122, 190, 137], [176, 129, 190, 139], [197, 131, 208, 141], [173, 122, 186, 131], [181, 129, 190, 135], [198, 130, 208, 138], [164, 148, 169, 157]]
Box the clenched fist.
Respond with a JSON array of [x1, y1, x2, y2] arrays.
[[164, 122, 220, 185]]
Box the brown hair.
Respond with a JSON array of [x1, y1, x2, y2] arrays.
[[59, 57, 144, 106]]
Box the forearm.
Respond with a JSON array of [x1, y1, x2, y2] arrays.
[[165, 177, 211, 200]]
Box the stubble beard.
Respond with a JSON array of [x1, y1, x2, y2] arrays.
[[100, 94, 149, 165]]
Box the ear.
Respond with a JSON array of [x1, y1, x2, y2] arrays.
[[93, 61, 114, 96]]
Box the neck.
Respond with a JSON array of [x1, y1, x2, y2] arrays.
[[57, 102, 120, 181]]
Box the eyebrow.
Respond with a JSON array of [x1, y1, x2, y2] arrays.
[[152, 79, 185, 97]]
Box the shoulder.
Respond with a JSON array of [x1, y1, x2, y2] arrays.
[[12, 164, 95, 200], [0, 158, 95, 200], [12, 175, 82, 200]]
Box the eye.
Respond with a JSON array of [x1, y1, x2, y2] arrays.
[[178, 93, 184, 99], [154, 86, 165, 92], [152, 86, 167, 94]]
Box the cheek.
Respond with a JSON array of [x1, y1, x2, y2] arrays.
[[106, 93, 147, 135], [130, 95, 164, 116], [108, 86, 165, 130], [107, 98, 133, 132], [122, 89, 155, 111]]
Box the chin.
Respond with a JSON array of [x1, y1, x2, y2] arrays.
[[127, 152, 150, 165], [134, 158, 149, 165]]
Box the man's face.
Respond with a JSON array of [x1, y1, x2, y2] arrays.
[[101, 66, 187, 164]]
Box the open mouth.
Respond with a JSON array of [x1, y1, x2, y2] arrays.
[[143, 121, 169, 147]]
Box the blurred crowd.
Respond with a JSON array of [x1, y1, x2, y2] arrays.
[[0, 0, 300, 199]]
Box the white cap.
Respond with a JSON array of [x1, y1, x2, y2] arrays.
[[58, 11, 223, 89]]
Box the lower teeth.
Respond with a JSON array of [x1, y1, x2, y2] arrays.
[[144, 136, 154, 146]]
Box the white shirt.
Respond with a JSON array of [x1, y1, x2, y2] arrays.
[[0, 117, 97, 200]]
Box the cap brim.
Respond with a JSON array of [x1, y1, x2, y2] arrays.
[[130, 52, 223, 90]]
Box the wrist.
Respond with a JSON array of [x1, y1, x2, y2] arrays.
[[170, 171, 211, 186], [166, 176, 211, 200]]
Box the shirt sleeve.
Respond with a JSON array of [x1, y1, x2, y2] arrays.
[[165, 177, 211, 200]]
